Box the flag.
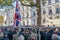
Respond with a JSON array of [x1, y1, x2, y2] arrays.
[[13, 0, 21, 27]]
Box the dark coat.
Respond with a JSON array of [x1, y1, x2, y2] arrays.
[[45, 30, 53, 40], [40, 31, 46, 40], [2, 36, 9, 40], [0, 37, 3, 40], [8, 31, 14, 40]]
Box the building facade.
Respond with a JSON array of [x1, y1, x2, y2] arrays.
[[0, 8, 15, 26], [20, 5, 37, 27], [41, 0, 60, 26], [0, 5, 37, 27]]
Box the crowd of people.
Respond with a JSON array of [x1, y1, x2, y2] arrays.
[[0, 27, 60, 40], [0, 27, 37, 40], [0, 27, 17, 40], [40, 27, 60, 40]]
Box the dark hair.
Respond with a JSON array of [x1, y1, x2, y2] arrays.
[[54, 32, 58, 34]]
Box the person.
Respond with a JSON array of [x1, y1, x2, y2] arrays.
[[13, 33, 18, 40], [58, 30, 60, 40], [2, 34, 9, 40], [52, 33, 59, 40], [0, 29, 3, 40], [52, 28, 59, 40], [13, 28, 19, 40], [31, 32, 36, 40], [2, 28, 9, 40], [18, 34, 24, 40], [27, 36, 32, 40], [45, 28, 53, 40], [40, 28, 46, 40], [8, 28, 15, 40]]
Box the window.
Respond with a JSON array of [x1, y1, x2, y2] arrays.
[[5, 21, 6, 24], [43, 10, 46, 14], [56, 8, 60, 13], [26, 12, 29, 18], [48, 0, 51, 5], [42, 3, 45, 6], [23, 21, 25, 25], [55, 0, 59, 3], [43, 18, 45, 23], [11, 21, 12, 23], [50, 17, 53, 19], [42, 0, 46, 6], [43, 8, 46, 14], [49, 9, 52, 14], [33, 13, 35, 16], [23, 13, 24, 18], [7, 13, 8, 15]]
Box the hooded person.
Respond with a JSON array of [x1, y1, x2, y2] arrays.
[[52, 28, 59, 40]]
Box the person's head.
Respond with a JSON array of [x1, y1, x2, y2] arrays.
[[46, 28, 51, 32], [54, 28, 59, 34], [41, 28, 46, 32], [7, 28, 10, 31]]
